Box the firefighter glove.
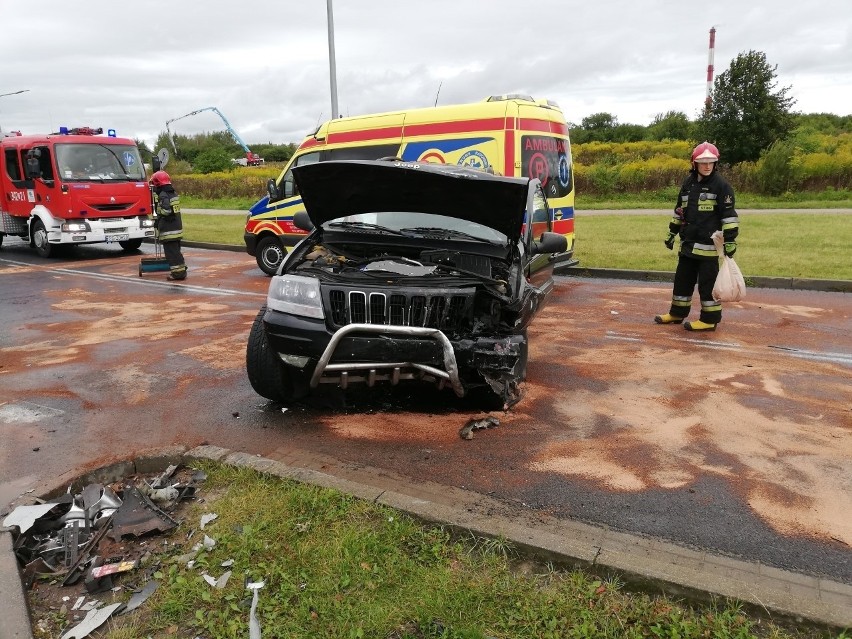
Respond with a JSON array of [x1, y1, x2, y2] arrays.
[[664, 233, 676, 250], [724, 242, 737, 257]]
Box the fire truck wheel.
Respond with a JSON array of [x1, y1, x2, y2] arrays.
[[32, 220, 54, 258], [246, 306, 300, 403], [255, 236, 285, 276], [119, 239, 144, 251], [0, 234, 4, 249]]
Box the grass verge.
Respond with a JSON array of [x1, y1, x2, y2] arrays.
[[182, 212, 852, 281], [91, 462, 841, 639]]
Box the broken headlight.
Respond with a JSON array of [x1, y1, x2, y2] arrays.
[[267, 274, 324, 319]]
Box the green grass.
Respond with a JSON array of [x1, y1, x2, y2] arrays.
[[182, 195, 259, 210], [183, 213, 248, 245], [182, 211, 852, 281], [575, 213, 852, 280], [576, 190, 852, 210], [84, 462, 840, 639]]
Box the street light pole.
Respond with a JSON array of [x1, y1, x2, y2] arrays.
[[326, 0, 339, 120], [0, 89, 30, 133]]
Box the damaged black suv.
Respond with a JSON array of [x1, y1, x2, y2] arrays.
[[246, 159, 567, 408]]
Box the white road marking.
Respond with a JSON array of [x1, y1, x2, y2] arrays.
[[605, 331, 851, 366], [0, 258, 265, 298]]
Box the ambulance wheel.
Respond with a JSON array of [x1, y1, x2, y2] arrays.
[[256, 236, 285, 276], [32, 220, 54, 258], [120, 238, 144, 251], [246, 306, 299, 403]]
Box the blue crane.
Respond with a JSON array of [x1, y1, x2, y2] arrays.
[[165, 106, 264, 166]]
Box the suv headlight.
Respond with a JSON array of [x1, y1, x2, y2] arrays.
[[267, 274, 324, 319]]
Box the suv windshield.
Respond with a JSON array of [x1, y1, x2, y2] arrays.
[[324, 212, 507, 244], [55, 143, 146, 182]]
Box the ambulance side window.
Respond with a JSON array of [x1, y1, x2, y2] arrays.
[[281, 152, 320, 199]]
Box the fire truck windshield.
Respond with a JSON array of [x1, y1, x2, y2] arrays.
[[55, 143, 145, 182]]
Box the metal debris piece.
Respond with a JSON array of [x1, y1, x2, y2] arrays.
[[139, 483, 180, 503], [152, 464, 178, 489], [60, 602, 124, 639], [62, 514, 114, 586], [121, 580, 159, 615], [109, 485, 177, 541], [71, 596, 85, 611], [2, 503, 61, 534], [61, 521, 81, 567], [221, 558, 234, 567], [247, 580, 265, 639], [459, 416, 500, 440], [200, 513, 218, 529]]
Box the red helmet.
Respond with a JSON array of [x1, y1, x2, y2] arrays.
[[691, 141, 720, 164], [150, 170, 171, 186]]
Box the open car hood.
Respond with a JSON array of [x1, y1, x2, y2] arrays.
[[292, 160, 530, 242]]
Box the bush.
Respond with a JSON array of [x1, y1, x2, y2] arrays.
[[193, 149, 237, 174]]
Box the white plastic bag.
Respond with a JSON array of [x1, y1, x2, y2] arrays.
[[711, 230, 746, 302]]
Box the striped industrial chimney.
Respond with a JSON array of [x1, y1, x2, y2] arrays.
[[705, 27, 716, 114]]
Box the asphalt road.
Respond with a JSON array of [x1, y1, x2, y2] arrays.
[[1, 242, 850, 585]]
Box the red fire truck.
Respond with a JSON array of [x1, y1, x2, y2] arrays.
[[0, 126, 155, 257]]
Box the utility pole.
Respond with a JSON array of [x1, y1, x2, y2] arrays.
[[326, 0, 339, 119]]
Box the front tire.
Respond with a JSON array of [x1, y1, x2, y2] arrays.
[[31, 220, 54, 258], [246, 306, 298, 403], [119, 238, 144, 251], [255, 235, 285, 276]]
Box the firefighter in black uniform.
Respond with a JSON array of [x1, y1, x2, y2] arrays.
[[654, 142, 739, 331], [150, 170, 188, 281]]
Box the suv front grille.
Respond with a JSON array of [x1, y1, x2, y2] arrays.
[[325, 287, 475, 331]]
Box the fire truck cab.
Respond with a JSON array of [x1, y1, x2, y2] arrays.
[[0, 127, 155, 257]]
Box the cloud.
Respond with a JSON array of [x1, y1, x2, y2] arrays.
[[1, 0, 849, 148]]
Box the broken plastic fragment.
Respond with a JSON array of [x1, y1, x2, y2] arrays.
[[2, 503, 60, 534], [121, 580, 159, 615], [459, 416, 500, 440], [200, 513, 218, 529], [60, 602, 124, 639]]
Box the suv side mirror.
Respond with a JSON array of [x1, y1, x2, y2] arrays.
[[532, 231, 567, 255]]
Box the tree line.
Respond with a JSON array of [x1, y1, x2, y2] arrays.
[[141, 50, 852, 188]]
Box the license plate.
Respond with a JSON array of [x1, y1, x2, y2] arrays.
[[106, 234, 130, 242]]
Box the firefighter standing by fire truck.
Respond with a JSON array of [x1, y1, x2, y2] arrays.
[[150, 171, 187, 281], [654, 142, 739, 331]]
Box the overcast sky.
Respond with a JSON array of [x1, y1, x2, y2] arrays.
[[2, 1, 850, 150]]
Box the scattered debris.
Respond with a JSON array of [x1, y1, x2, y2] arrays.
[[200, 512, 219, 529], [247, 579, 265, 639], [4, 465, 207, 636], [60, 602, 124, 639], [459, 415, 500, 440], [203, 569, 232, 589], [121, 579, 159, 615]]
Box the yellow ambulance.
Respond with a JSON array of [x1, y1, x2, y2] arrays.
[[244, 94, 576, 275]]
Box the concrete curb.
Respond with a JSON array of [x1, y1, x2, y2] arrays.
[[3, 447, 850, 635], [555, 265, 852, 293]]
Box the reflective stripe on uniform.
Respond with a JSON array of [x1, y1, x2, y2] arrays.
[[701, 299, 722, 312], [722, 216, 739, 230], [692, 242, 717, 257], [672, 295, 691, 308]]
